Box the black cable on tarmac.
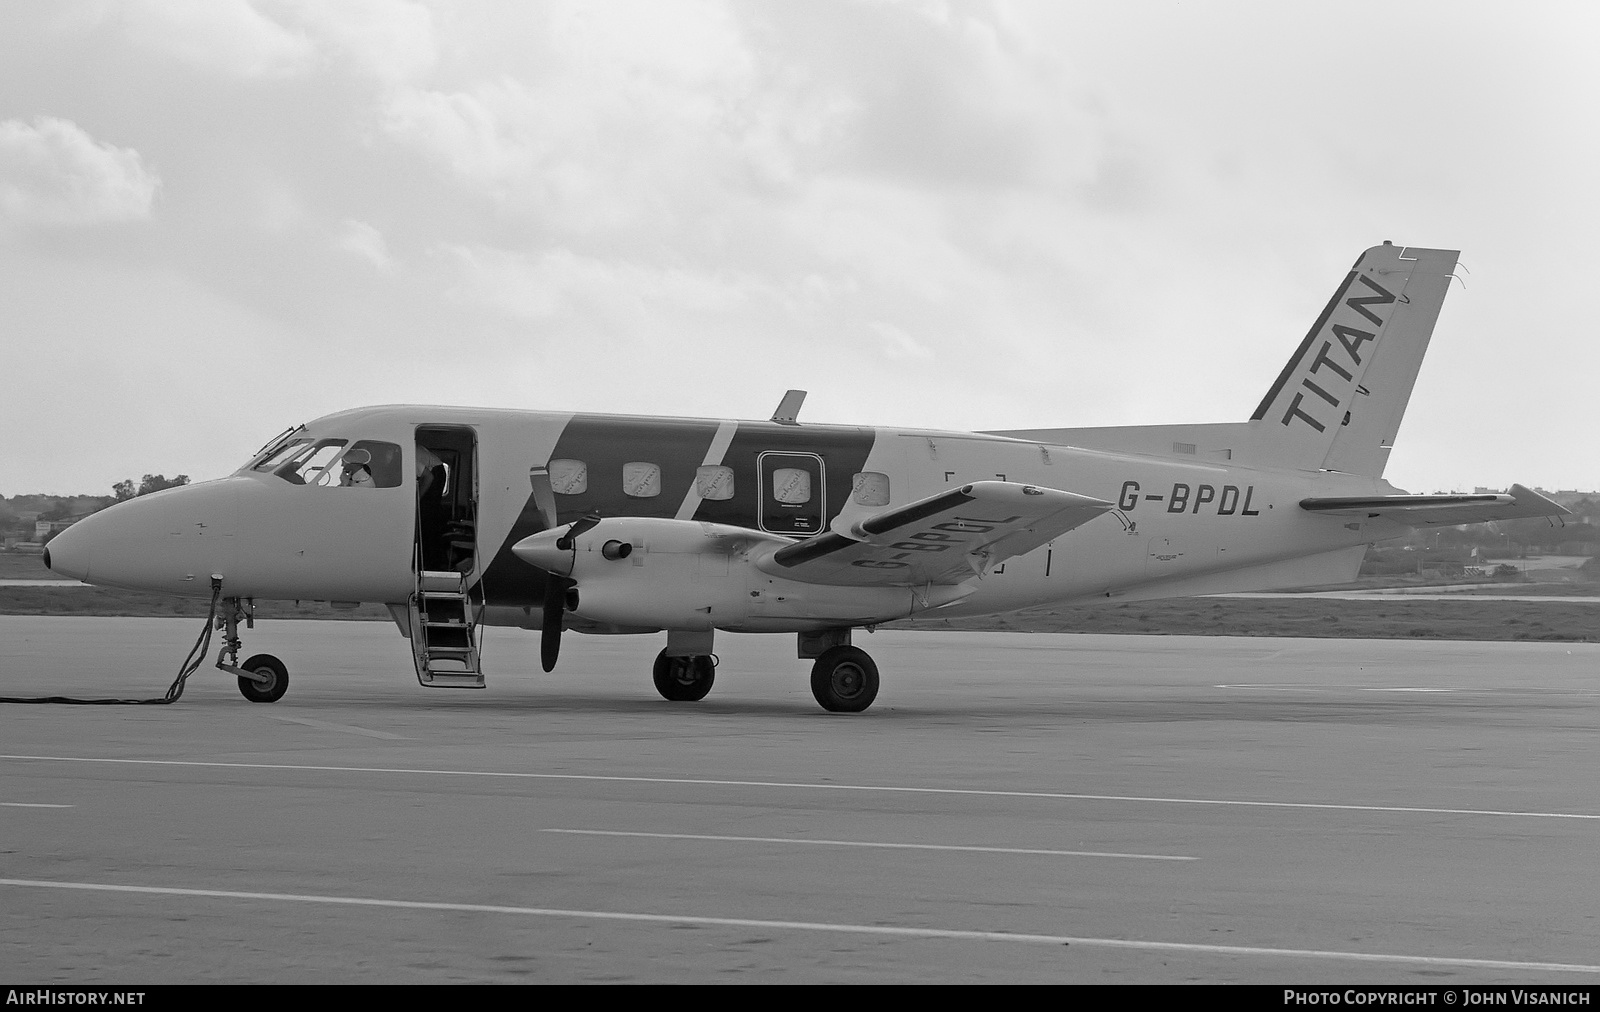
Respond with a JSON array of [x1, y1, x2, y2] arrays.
[[0, 583, 221, 705]]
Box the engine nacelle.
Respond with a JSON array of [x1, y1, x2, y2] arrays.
[[511, 517, 950, 632]]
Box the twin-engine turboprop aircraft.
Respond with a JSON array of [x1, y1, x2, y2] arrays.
[[43, 243, 1568, 712]]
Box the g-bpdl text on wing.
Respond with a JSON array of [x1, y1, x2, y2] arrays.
[[757, 480, 1113, 587]]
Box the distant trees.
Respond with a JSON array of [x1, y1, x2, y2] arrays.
[[112, 474, 190, 500]]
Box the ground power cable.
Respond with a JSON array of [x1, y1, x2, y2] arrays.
[[0, 583, 221, 705]]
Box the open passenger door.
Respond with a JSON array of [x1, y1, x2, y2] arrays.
[[408, 425, 485, 688]]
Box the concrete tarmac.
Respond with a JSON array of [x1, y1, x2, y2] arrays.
[[1, 615, 1597, 984]]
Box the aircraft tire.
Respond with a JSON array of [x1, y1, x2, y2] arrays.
[[652, 650, 714, 702], [237, 653, 289, 703], [810, 646, 878, 713]]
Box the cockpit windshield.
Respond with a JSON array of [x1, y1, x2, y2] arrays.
[[247, 425, 303, 466], [251, 438, 403, 488]]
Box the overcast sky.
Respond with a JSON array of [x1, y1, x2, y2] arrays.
[[1, 0, 1595, 498]]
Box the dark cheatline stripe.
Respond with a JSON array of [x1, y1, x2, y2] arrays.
[[859, 486, 976, 535], [480, 414, 722, 607], [772, 532, 858, 569], [480, 416, 877, 607], [693, 421, 876, 533], [1249, 271, 1359, 422]]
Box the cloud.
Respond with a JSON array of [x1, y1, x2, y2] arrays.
[[93, 0, 436, 83], [869, 320, 932, 361], [333, 219, 393, 268], [379, 3, 860, 231], [443, 243, 752, 327], [277, 0, 437, 84], [112, 0, 316, 79], [0, 117, 159, 225]]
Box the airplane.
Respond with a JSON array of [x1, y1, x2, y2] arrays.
[[40, 242, 1569, 713]]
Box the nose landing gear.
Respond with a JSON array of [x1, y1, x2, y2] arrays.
[[215, 596, 289, 703], [236, 654, 289, 703]]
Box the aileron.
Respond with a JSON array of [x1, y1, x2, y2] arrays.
[[1299, 484, 1568, 526]]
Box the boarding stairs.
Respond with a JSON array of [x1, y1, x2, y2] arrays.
[[408, 569, 484, 688]]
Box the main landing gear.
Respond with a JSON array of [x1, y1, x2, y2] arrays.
[[801, 629, 878, 713], [216, 596, 289, 703], [652, 650, 715, 702], [646, 630, 881, 712], [809, 646, 879, 713]]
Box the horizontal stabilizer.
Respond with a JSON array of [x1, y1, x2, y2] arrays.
[[1299, 484, 1569, 527], [759, 480, 1112, 587]]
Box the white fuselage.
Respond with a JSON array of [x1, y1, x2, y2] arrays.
[[45, 403, 1403, 634]]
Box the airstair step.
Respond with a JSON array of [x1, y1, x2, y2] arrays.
[[418, 671, 484, 688], [418, 571, 465, 593], [410, 569, 482, 688]]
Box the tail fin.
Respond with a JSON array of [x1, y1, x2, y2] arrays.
[[1250, 242, 1459, 476]]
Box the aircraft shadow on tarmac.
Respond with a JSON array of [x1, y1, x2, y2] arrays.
[[201, 685, 1591, 729]]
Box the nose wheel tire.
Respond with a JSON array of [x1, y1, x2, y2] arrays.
[[237, 653, 289, 703], [652, 650, 715, 702], [810, 646, 879, 713]]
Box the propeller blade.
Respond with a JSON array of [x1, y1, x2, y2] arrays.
[[540, 575, 571, 672], [541, 514, 594, 671], [555, 513, 602, 550]]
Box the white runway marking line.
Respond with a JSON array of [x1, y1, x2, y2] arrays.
[[267, 715, 405, 740], [1215, 684, 1460, 693], [1, 802, 72, 808], [5, 755, 1599, 822], [3, 877, 1597, 975], [542, 828, 1196, 862]]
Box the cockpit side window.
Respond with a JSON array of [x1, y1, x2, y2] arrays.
[[347, 440, 403, 488], [252, 438, 403, 488], [275, 440, 348, 485]]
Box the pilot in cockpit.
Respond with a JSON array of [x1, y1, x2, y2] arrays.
[[338, 448, 375, 487]]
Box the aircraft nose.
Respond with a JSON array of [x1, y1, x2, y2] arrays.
[[56, 480, 239, 595], [41, 523, 89, 581]]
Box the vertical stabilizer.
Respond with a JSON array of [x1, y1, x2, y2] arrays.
[[1249, 242, 1458, 476]]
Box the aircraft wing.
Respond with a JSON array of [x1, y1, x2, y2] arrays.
[[1298, 484, 1569, 527], [758, 480, 1113, 587]]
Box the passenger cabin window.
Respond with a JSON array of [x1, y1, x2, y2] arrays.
[[852, 471, 890, 506], [548, 459, 588, 495], [772, 467, 811, 504], [759, 452, 824, 535], [695, 465, 734, 501], [252, 438, 402, 488], [623, 461, 662, 498]]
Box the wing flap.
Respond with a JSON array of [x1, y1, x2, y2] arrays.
[[1299, 483, 1569, 526], [759, 480, 1113, 587]]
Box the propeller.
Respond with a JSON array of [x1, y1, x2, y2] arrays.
[[556, 513, 600, 550], [539, 513, 600, 672], [540, 574, 573, 672]]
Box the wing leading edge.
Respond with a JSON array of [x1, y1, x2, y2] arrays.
[[758, 480, 1113, 587], [1299, 484, 1569, 527]]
